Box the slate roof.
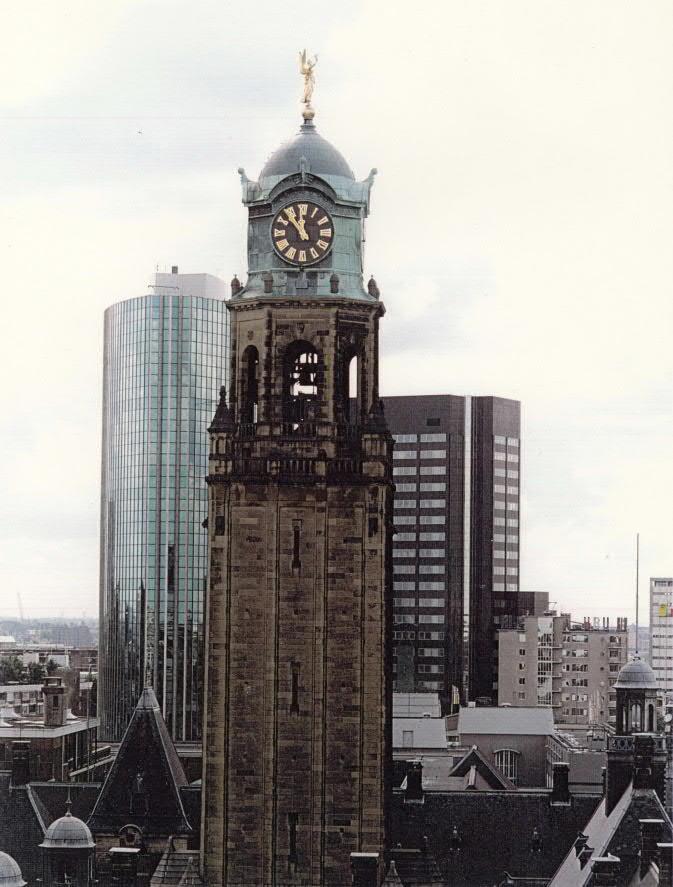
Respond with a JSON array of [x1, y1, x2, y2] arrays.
[[87, 687, 191, 836], [0, 772, 100, 887], [390, 788, 600, 886], [446, 746, 516, 791], [549, 784, 673, 887], [458, 706, 555, 736], [150, 842, 204, 887]]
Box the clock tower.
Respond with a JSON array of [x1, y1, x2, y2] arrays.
[[201, 69, 393, 887]]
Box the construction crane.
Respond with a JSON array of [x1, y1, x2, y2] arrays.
[[16, 592, 24, 621]]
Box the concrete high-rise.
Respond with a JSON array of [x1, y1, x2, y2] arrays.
[[498, 613, 628, 725], [99, 269, 229, 741], [385, 395, 520, 705], [202, 103, 391, 885], [650, 577, 673, 700]]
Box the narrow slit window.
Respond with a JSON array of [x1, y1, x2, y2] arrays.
[[291, 662, 300, 713]]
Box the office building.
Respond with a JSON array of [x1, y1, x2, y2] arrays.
[[98, 269, 229, 741], [650, 577, 673, 699], [385, 394, 520, 704], [498, 613, 628, 725]]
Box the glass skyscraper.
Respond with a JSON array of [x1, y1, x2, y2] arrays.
[[99, 270, 229, 741]]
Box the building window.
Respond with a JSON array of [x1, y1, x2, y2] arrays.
[[420, 515, 445, 525], [419, 548, 445, 558], [494, 468, 507, 478], [426, 418, 441, 426], [394, 500, 417, 509], [419, 565, 445, 574], [393, 450, 418, 460], [494, 749, 520, 784], [394, 516, 416, 525], [420, 466, 446, 476], [419, 615, 444, 624], [393, 581, 415, 591], [419, 581, 445, 591], [419, 499, 445, 509], [420, 433, 446, 442], [418, 598, 444, 607], [393, 565, 415, 574], [393, 467, 417, 476], [420, 532, 445, 541], [394, 598, 416, 608], [420, 482, 446, 492], [393, 434, 418, 443], [393, 549, 416, 558], [402, 730, 414, 748], [494, 484, 506, 493], [494, 435, 506, 444], [396, 483, 417, 492], [420, 450, 446, 459], [494, 451, 506, 461]]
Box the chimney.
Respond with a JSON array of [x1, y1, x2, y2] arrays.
[[551, 761, 570, 805], [591, 854, 621, 886], [42, 676, 67, 727], [405, 761, 423, 803], [11, 740, 30, 786], [350, 852, 379, 887], [656, 844, 672, 886], [640, 819, 664, 876]]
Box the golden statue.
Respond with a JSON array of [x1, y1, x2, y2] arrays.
[[299, 50, 317, 119]]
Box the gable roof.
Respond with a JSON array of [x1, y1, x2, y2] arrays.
[[87, 687, 191, 836], [447, 746, 517, 791], [549, 784, 673, 887], [458, 706, 555, 736]]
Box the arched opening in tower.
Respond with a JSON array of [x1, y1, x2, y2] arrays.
[[283, 341, 321, 429], [241, 345, 259, 424]]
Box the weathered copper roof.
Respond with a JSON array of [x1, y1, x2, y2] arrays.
[[259, 122, 354, 182]]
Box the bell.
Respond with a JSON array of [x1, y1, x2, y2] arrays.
[[298, 366, 314, 385]]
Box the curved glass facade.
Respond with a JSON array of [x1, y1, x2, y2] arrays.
[[99, 275, 229, 741]]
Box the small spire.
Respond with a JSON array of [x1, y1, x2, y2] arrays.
[[231, 275, 242, 297], [65, 786, 72, 816], [368, 276, 381, 299]]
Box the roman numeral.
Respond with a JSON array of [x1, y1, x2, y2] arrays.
[[276, 239, 289, 251], [274, 229, 286, 237], [309, 248, 318, 259], [298, 204, 308, 216], [286, 247, 297, 260], [319, 229, 332, 238], [317, 240, 328, 251], [310, 208, 318, 218], [317, 216, 328, 225], [298, 250, 307, 263]]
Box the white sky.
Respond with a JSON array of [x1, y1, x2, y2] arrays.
[[0, 0, 671, 621]]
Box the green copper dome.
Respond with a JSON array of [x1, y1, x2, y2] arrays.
[[259, 122, 354, 182]]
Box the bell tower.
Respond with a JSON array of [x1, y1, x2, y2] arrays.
[[201, 62, 393, 887]]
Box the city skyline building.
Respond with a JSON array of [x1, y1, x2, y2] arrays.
[[98, 269, 229, 741], [386, 394, 520, 705], [649, 577, 673, 701], [498, 612, 628, 726]]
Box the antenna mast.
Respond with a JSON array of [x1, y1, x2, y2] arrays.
[[635, 532, 640, 655]]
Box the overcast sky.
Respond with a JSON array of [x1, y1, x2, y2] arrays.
[[1, 0, 671, 621]]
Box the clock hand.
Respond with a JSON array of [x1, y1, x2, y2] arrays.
[[284, 208, 310, 240]]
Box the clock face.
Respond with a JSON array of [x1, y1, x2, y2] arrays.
[[271, 201, 334, 266]]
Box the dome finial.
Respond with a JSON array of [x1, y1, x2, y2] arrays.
[[299, 49, 318, 124]]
